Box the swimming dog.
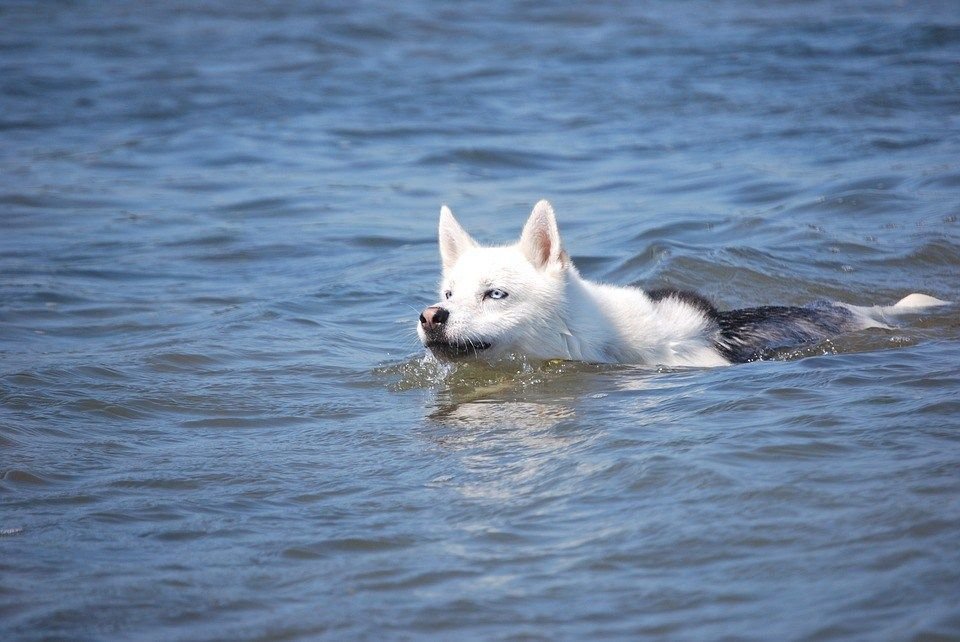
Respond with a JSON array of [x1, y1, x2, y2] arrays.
[[417, 200, 948, 367]]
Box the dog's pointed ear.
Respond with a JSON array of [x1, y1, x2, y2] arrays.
[[519, 200, 567, 271], [439, 205, 476, 270]]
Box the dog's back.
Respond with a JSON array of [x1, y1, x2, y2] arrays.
[[645, 290, 862, 363]]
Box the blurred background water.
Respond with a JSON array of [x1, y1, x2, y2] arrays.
[[2, 1, 959, 639]]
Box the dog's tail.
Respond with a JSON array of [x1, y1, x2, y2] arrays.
[[842, 293, 951, 329], [888, 293, 951, 311]]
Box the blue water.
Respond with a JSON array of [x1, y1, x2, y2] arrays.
[[2, 1, 959, 639]]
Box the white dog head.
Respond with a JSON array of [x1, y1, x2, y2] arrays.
[[417, 200, 574, 361]]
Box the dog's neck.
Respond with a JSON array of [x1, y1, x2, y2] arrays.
[[555, 268, 636, 362]]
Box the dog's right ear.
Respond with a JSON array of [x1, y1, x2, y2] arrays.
[[439, 205, 476, 270], [519, 200, 567, 271]]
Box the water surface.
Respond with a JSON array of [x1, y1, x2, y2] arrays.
[[2, 1, 959, 640]]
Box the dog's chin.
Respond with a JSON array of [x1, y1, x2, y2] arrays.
[[425, 339, 492, 360]]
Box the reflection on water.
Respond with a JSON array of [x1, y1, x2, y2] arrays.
[[429, 399, 577, 434]]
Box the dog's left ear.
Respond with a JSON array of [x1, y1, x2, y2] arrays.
[[519, 200, 568, 271]]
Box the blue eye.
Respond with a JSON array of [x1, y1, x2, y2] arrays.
[[485, 289, 508, 300], [444, 290, 452, 300]]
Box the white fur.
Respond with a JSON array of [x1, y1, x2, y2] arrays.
[[891, 293, 950, 309], [417, 201, 948, 367], [842, 293, 950, 329]]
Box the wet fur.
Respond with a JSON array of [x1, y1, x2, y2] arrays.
[[648, 290, 859, 363], [418, 201, 948, 367]]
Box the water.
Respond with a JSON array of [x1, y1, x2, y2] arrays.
[[2, 1, 959, 639]]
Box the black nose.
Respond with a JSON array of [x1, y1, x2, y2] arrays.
[[419, 306, 449, 331]]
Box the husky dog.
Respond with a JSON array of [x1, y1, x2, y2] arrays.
[[417, 200, 948, 367]]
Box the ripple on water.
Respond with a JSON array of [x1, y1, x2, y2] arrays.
[[64, 398, 149, 420], [866, 239, 960, 269], [282, 535, 417, 560], [2, 469, 51, 485], [180, 416, 312, 429], [418, 147, 579, 170], [727, 179, 803, 206], [146, 352, 226, 373], [211, 197, 299, 217]]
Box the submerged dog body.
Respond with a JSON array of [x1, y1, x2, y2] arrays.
[[417, 201, 947, 367]]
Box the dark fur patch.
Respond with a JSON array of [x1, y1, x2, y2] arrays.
[[646, 289, 719, 317], [714, 302, 857, 363], [646, 289, 859, 364]]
